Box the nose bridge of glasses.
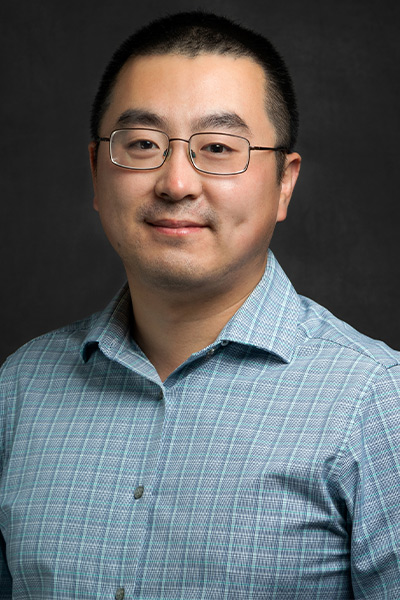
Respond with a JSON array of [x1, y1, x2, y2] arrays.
[[163, 137, 195, 162]]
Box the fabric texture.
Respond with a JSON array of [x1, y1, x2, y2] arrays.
[[1, 251, 400, 599]]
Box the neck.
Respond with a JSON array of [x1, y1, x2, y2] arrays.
[[128, 273, 263, 382]]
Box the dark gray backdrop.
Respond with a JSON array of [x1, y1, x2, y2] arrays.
[[1, 0, 400, 365]]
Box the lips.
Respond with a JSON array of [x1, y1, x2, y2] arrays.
[[148, 218, 204, 227], [146, 218, 207, 235]]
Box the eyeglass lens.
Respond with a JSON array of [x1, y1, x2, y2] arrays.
[[109, 129, 250, 175]]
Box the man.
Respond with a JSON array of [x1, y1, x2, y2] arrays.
[[1, 11, 400, 599]]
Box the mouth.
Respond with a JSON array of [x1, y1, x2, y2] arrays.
[[146, 219, 208, 236]]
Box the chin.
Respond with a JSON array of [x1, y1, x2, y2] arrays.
[[130, 258, 226, 293], [147, 270, 213, 291]]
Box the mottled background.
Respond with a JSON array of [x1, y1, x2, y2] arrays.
[[1, 0, 400, 363]]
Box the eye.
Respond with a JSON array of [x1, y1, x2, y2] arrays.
[[121, 136, 162, 160], [202, 143, 233, 154], [127, 139, 160, 151]]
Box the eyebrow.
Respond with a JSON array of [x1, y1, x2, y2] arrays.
[[192, 112, 250, 134], [115, 109, 166, 129], [115, 108, 250, 134]]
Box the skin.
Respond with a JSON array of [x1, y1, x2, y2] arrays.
[[89, 53, 301, 380]]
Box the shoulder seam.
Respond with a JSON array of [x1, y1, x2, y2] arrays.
[[1, 313, 100, 368], [298, 324, 400, 370]]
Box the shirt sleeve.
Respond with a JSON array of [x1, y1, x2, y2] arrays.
[[337, 364, 400, 599]]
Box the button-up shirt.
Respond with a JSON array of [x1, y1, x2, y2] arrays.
[[1, 252, 400, 599]]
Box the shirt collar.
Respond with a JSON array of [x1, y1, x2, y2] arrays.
[[81, 251, 300, 365], [216, 250, 300, 363], [80, 284, 133, 363]]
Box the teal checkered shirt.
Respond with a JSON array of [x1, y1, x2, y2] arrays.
[[1, 252, 400, 599]]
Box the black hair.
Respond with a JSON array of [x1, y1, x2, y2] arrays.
[[90, 12, 298, 179]]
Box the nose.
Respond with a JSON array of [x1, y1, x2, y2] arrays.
[[154, 138, 203, 202]]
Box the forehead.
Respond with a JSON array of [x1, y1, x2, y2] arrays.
[[102, 53, 272, 135]]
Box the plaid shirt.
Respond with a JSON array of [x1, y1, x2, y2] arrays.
[[1, 252, 400, 599]]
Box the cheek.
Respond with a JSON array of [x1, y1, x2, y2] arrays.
[[216, 175, 280, 230], [94, 171, 148, 249], [96, 168, 156, 214]]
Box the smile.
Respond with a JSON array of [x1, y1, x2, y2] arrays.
[[146, 219, 207, 236]]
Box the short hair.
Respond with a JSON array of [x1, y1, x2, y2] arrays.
[[90, 11, 299, 180]]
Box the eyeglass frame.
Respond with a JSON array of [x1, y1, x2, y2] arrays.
[[95, 128, 289, 176]]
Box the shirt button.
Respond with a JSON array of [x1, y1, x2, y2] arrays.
[[220, 340, 229, 346], [134, 485, 144, 499], [158, 390, 164, 400], [206, 349, 215, 357], [115, 588, 125, 600]]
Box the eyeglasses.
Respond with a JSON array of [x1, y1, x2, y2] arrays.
[[97, 128, 288, 176]]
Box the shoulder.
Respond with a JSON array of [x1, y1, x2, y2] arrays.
[[0, 314, 103, 457], [297, 294, 400, 372], [0, 312, 100, 384]]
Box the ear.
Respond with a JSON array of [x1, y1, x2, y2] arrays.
[[88, 142, 99, 212], [276, 152, 301, 222]]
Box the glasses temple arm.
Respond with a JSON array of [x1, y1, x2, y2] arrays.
[[249, 145, 289, 152]]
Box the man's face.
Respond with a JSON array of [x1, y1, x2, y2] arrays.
[[90, 53, 300, 298]]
